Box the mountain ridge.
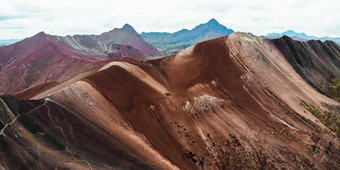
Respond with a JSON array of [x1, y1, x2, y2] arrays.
[[265, 30, 340, 43], [0, 26, 157, 94], [0, 32, 113, 94], [89, 24, 162, 57], [0, 32, 339, 169]]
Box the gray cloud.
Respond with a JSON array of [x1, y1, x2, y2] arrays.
[[1, 0, 339, 39], [0, 16, 22, 21]]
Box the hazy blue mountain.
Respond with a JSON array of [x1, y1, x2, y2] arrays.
[[0, 39, 21, 46], [265, 30, 340, 43], [141, 18, 234, 55], [319, 36, 340, 44]]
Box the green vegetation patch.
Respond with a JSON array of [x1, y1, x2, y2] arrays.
[[331, 78, 340, 102], [301, 101, 340, 137]]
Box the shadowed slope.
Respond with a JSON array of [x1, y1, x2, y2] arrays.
[[272, 36, 340, 99]]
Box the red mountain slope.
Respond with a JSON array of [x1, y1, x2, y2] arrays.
[[0, 31, 145, 94], [0, 33, 339, 169]]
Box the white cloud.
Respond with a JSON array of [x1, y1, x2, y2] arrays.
[[0, 0, 339, 39]]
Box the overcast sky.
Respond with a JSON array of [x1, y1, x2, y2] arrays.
[[1, 0, 339, 39]]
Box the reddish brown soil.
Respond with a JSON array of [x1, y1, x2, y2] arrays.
[[0, 33, 339, 169], [13, 81, 61, 100]]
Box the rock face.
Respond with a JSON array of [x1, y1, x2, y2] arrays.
[[0, 33, 339, 169], [271, 36, 340, 99], [141, 18, 234, 55]]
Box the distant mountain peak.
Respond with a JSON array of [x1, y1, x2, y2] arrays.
[[31, 31, 50, 40], [207, 18, 219, 25], [284, 30, 295, 33], [122, 24, 137, 33], [265, 30, 314, 41], [141, 18, 234, 55], [192, 18, 233, 34], [122, 24, 133, 29], [282, 30, 308, 37], [36, 31, 47, 36]]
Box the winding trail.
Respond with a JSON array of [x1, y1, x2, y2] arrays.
[[0, 98, 48, 136]]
